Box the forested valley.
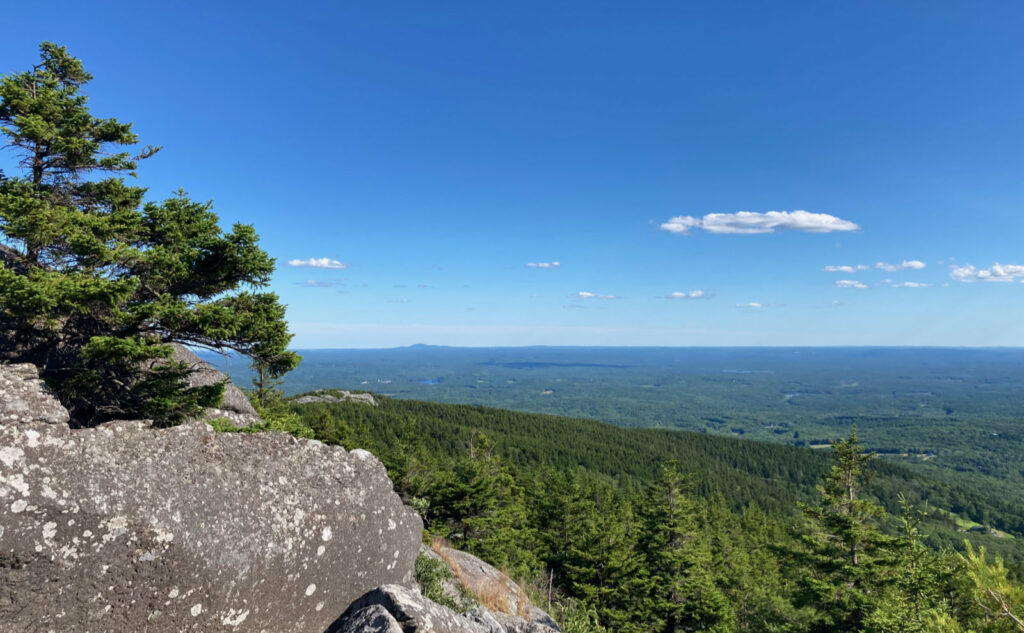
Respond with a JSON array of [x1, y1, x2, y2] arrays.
[[221, 390, 1024, 633]]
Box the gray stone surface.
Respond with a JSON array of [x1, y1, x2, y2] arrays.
[[0, 363, 70, 425], [492, 613, 560, 633], [523, 607, 560, 631], [329, 584, 488, 633], [0, 419, 422, 632], [292, 390, 378, 407], [334, 604, 405, 633], [466, 607, 506, 633], [170, 344, 262, 426]]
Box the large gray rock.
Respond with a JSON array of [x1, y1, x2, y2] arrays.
[[330, 584, 488, 633], [170, 344, 262, 427], [0, 418, 422, 632], [335, 603, 405, 633], [292, 390, 378, 407], [0, 363, 70, 425]]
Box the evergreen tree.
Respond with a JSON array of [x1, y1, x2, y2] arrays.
[[960, 542, 1024, 632], [640, 462, 734, 633], [863, 497, 956, 633], [540, 472, 647, 631], [427, 432, 536, 576], [0, 43, 299, 425], [795, 427, 893, 632]]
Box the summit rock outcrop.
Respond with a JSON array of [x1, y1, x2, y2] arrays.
[[0, 362, 422, 632]]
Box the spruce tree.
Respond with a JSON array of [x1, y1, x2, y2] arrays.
[[427, 432, 536, 576], [796, 427, 893, 632], [0, 43, 299, 425], [640, 462, 734, 633]]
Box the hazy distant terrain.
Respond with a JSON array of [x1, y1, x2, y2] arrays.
[[204, 346, 1024, 485]]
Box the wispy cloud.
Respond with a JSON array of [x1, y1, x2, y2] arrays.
[[823, 264, 869, 273], [876, 260, 926, 272], [882, 280, 932, 288], [295, 279, 345, 288], [950, 263, 1024, 282], [736, 302, 763, 308], [527, 261, 561, 269], [660, 210, 859, 235], [286, 257, 348, 269], [576, 291, 620, 300], [667, 290, 708, 300], [835, 280, 868, 289]]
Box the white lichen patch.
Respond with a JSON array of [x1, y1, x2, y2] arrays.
[[11, 499, 28, 513], [24, 429, 40, 448], [316, 545, 325, 557], [0, 445, 25, 468], [3, 472, 30, 497], [221, 609, 250, 626], [190, 603, 203, 617], [42, 521, 57, 541], [102, 516, 128, 543], [305, 583, 316, 596], [321, 526, 332, 542], [168, 588, 180, 599]]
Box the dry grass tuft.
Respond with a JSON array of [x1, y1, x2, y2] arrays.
[[432, 540, 530, 615]]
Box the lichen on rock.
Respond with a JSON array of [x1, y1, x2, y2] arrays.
[[0, 363, 422, 632], [0, 363, 70, 425]]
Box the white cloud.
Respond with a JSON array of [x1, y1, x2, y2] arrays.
[[660, 216, 703, 234], [875, 260, 926, 272], [576, 291, 619, 300], [823, 264, 869, 273], [667, 290, 708, 300], [950, 263, 1024, 282], [661, 210, 859, 235], [835, 280, 868, 289], [296, 279, 344, 288], [883, 281, 932, 288], [526, 261, 560, 269], [286, 257, 348, 269], [736, 302, 763, 308]]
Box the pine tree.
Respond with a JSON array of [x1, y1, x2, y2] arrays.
[[0, 43, 299, 425]]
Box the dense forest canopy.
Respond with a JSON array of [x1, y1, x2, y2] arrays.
[[221, 387, 1024, 632]]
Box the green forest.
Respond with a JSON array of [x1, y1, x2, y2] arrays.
[[223, 390, 1024, 633], [207, 347, 1024, 487]]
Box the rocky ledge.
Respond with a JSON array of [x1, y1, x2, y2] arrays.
[[292, 390, 378, 407], [0, 363, 421, 632], [0, 361, 560, 633]]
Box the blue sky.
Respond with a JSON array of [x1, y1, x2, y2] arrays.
[[3, 1, 1024, 347]]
